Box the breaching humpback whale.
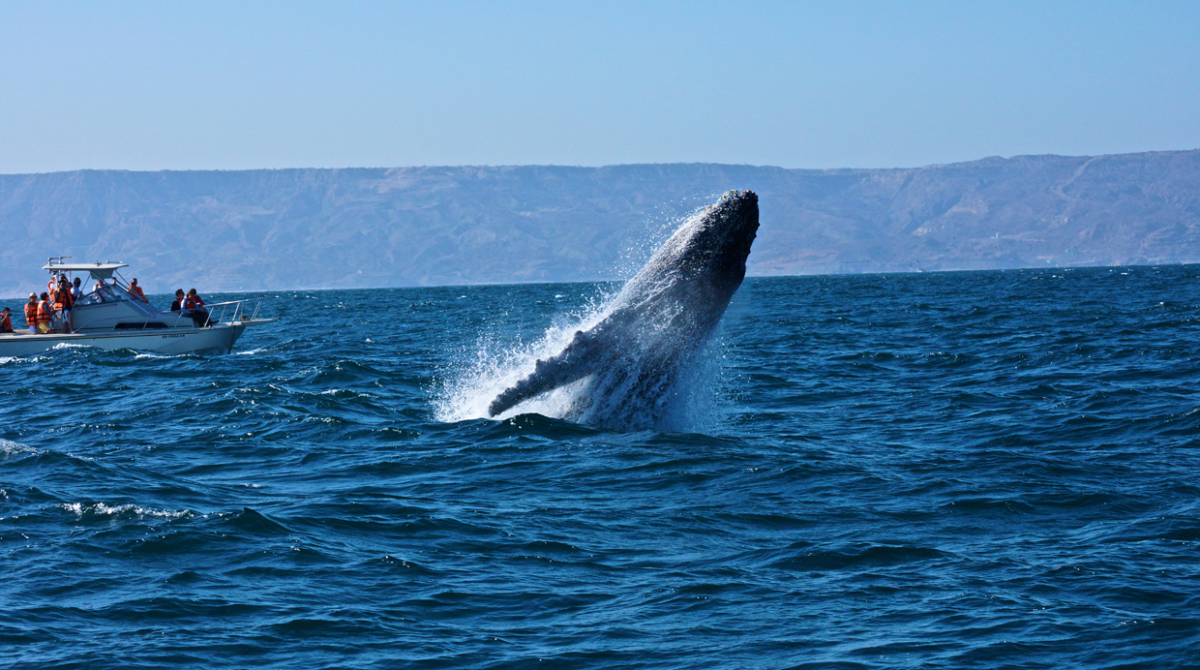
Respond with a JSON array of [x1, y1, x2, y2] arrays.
[[488, 190, 758, 424]]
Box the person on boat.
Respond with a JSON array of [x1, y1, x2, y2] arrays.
[[90, 280, 119, 303], [36, 292, 53, 334], [24, 294, 38, 333], [71, 277, 83, 302], [128, 278, 147, 302], [51, 274, 69, 308], [53, 276, 74, 333], [0, 307, 13, 333], [170, 289, 184, 312], [46, 275, 66, 328], [183, 288, 210, 327]]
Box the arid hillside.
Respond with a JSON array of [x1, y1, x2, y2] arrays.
[[3, 151, 1200, 297]]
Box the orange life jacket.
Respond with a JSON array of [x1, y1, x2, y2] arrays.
[[36, 300, 53, 325], [184, 295, 205, 310], [51, 288, 66, 312], [24, 302, 37, 326], [0, 314, 11, 332], [59, 285, 74, 309], [130, 285, 146, 301]]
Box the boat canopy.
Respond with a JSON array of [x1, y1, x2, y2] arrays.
[[41, 262, 129, 280]]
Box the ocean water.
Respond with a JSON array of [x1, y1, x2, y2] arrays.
[[3, 266, 1200, 669]]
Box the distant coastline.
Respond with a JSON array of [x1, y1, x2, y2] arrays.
[[3, 150, 1200, 298]]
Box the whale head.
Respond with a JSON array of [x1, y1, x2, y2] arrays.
[[625, 189, 758, 306]]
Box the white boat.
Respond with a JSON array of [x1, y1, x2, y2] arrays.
[[0, 260, 276, 357]]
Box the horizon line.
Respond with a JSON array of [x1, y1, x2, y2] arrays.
[[3, 147, 1199, 179], [4, 261, 1197, 303]]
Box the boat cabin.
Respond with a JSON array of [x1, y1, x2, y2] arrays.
[[44, 259, 199, 332]]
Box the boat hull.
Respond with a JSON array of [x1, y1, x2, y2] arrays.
[[0, 323, 248, 357]]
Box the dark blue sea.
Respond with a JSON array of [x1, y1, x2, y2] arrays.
[[3, 266, 1200, 669]]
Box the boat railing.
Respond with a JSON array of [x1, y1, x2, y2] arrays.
[[171, 297, 273, 329]]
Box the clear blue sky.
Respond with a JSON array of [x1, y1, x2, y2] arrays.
[[2, 0, 1198, 173]]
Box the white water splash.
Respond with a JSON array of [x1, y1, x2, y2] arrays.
[[434, 297, 615, 424], [434, 297, 726, 432], [434, 203, 731, 432]]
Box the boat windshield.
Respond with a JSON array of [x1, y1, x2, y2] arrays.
[[75, 284, 132, 307]]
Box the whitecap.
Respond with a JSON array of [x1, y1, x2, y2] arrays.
[[60, 502, 192, 520], [0, 439, 39, 459], [319, 388, 373, 398]]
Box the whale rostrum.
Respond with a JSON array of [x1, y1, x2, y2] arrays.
[[487, 190, 759, 423]]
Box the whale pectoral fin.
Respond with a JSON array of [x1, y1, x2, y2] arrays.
[[487, 331, 601, 417]]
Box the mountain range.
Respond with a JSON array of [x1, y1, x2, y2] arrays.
[[3, 150, 1200, 297]]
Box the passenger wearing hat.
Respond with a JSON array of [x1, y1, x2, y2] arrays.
[[23, 294, 38, 334]]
